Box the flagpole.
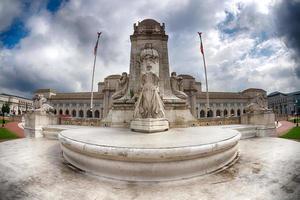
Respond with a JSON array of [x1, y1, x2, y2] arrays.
[[90, 32, 101, 113], [198, 32, 210, 117]]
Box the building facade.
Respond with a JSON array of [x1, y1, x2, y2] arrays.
[[0, 93, 33, 115], [36, 78, 265, 120], [267, 91, 300, 115]]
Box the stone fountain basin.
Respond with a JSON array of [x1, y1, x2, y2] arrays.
[[59, 127, 241, 182]]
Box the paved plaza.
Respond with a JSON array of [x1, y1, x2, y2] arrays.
[[0, 137, 299, 200]]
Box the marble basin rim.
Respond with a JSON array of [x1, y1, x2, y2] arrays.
[[58, 126, 241, 182]]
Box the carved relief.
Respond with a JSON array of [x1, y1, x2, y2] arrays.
[[112, 72, 129, 100], [170, 72, 188, 99], [245, 93, 269, 113], [140, 43, 159, 77], [33, 94, 54, 112]]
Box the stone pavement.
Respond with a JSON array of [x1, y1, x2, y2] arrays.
[[0, 137, 299, 200], [3, 122, 25, 138], [276, 121, 296, 136]]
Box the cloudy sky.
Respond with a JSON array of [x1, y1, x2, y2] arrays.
[[0, 0, 299, 98]]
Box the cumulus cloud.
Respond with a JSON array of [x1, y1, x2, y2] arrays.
[[0, 0, 22, 32], [275, 0, 300, 78], [0, 0, 299, 98]]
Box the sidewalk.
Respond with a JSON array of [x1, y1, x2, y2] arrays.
[[276, 121, 296, 136], [3, 122, 25, 138]]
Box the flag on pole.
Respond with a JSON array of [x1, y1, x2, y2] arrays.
[[94, 32, 102, 56], [198, 32, 204, 55]]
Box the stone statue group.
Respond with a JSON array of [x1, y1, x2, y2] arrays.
[[112, 67, 187, 120], [32, 94, 54, 113]]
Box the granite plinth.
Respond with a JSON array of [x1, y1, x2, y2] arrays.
[[130, 118, 169, 133], [24, 111, 58, 138], [59, 127, 241, 182]]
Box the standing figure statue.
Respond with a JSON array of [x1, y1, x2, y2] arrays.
[[134, 65, 165, 118], [112, 72, 129, 100], [170, 72, 188, 99]]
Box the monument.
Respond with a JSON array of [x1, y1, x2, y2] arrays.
[[241, 93, 276, 136], [130, 65, 169, 133], [24, 94, 58, 138], [58, 19, 241, 182], [102, 19, 196, 128]]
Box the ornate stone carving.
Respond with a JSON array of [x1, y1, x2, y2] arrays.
[[140, 43, 159, 76], [33, 94, 54, 112], [245, 93, 269, 113], [112, 72, 129, 100], [133, 66, 165, 118], [170, 72, 188, 99]]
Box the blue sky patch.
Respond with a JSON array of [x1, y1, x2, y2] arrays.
[[0, 19, 28, 48], [47, 0, 64, 13]]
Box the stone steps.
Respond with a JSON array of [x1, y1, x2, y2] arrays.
[[42, 125, 84, 139], [220, 125, 259, 139]]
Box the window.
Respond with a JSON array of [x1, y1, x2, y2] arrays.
[[94, 110, 100, 118]]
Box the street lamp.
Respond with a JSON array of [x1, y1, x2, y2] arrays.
[[295, 100, 299, 127]]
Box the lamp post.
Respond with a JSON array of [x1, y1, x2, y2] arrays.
[[296, 100, 299, 127]]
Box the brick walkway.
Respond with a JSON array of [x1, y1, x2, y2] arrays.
[[3, 122, 25, 138], [276, 121, 296, 136]]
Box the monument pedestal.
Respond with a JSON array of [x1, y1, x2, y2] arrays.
[[102, 97, 197, 128], [130, 118, 169, 133], [24, 110, 58, 138], [241, 111, 276, 137]]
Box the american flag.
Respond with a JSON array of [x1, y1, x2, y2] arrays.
[[198, 32, 204, 55], [94, 32, 102, 56]]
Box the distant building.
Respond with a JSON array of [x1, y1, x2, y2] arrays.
[[0, 93, 33, 115], [35, 76, 265, 119], [267, 91, 300, 115]]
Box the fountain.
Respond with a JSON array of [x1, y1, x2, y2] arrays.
[[58, 19, 241, 182]]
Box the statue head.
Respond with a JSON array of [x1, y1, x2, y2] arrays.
[[146, 65, 152, 71], [171, 72, 177, 77], [122, 72, 128, 77]]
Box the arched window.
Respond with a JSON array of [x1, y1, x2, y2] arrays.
[[208, 110, 213, 118], [243, 109, 246, 114], [224, 109, 228, 117], [94, 110, 100, 118], [237, 109, 241, 116], [54, 109, 57, 115], [72, 110, 76, 117], [216, 110, 221, 117], [59, 109, 63, 115], [87, 110, 92, 118], [200, 110, 205, 118], [230, 109, 235, 116], [79, 110, 84, 118], [65, 109, 69, 115]]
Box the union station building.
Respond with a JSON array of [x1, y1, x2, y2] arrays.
[[35, 78, 266, 120]]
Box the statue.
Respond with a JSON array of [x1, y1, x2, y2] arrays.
[[170, 72, 188, 99], [33, 94, 54, 113], [133, 65, 165, 118], [245, 93, 269, 113], [112, 72, 129, 100], [140, 43, 159, 76]]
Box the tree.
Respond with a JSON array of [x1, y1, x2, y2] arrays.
[[1, 102, 10, 114]]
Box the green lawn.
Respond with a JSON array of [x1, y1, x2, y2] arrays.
[[0, 120, 9, 124], [280, 127, 300, 140], [288, 118, 300, 123], [0, 128, 19, 140]]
